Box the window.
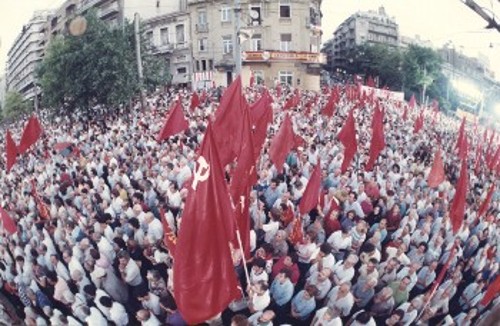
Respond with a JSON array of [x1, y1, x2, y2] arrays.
[[251, 34, 262, 51], [249, 5, 261, 25], [195, 60, 200, 71], [198, 11, 207, 25], [199, 38, 208, 51], [176, 24, 185, 44], [221, 6, 231, 22], [254, 70, 264, 84], [222, 36, 233, 54], [209, 59, 213, 70], [280, 33, 291, 51], [177, 67, 187, 74], [160, 28, 169, 45], [201, 59, 207, 71], [279, 71, 293, 85], [279, 0, 291, 18]]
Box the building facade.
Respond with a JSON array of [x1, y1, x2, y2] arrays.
[[188, 0, 324, 90], [6, 10, 53, 100], [324, 6, 399, 72]]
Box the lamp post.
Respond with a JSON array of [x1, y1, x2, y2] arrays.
[[234, 0, 242, 77]]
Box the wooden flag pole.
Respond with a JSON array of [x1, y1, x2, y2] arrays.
[[235, 228, 251, 287]]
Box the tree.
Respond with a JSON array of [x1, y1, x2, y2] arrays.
[[3, 91, 32, 119], [37, 11, 169, 113]]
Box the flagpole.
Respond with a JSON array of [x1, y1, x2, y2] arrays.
[[235, 229, 251, 286]]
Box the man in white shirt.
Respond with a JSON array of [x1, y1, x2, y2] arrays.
[[136, 309, 161, 326], [326, 283, 354, 317], [144, 212, 164, 243], [311, 307, 342, 326], [331, 254, 358, 286]]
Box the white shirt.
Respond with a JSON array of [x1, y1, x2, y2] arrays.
[[312, 307, 342, 326], [142, 314, 161, 326], [332, 261, 355, 284], [326, 286, 354, 317], [86, 307, 107, 325], [123, 259, 143, 286], [251, 290, 271, 312], [262, 221, 280, 243], [327, 231, 352, 252], [142, 293, 162, 316], [146, 218, 164, 243]]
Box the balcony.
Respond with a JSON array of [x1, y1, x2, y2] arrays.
[[80, 0, 107, 13], [152, 43, 174, 54], [100, 3, 119, 19], [196, 23, 209, 33]]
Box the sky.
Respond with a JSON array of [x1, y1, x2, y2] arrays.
[[1, 0, 500, 78]]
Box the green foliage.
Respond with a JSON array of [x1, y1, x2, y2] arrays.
[[37, 11, 168, 112], [3, 91, 32, 119]]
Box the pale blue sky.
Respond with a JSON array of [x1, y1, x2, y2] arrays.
[[1, 0, 499, 78]]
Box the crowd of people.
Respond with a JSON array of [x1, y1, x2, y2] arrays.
[[0, 80, 498, 326]]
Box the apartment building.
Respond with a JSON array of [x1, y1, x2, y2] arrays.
[[188, 0, 324, 90]]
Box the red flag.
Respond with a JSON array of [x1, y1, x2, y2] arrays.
[[478, 183, 495, 218], [458, 135, 468, 161], [213, 76, 247, 165], [229, 106, 257, 259], [321, 91, 337, 117], [5, 130, 17, 173], [427, 149, 445, 188], [250, 90, 273, 158], [365, 104, 385, 171], [289, 216, 304, 246], [408, 94, 416, 109], [190, 92, 200, 111], [269, 114, 295, 173], [481, 274, 500, 306], [157, 101, 189, 143], [449, 159, 468, 234], [173, 124, 240, 324], [160, 207, 177, 256], [298, 163, 322, 215], [249, 71, 255, 87], [427, 242, 457, 301], [18, 115, 43, 154], [337, 109, 357, 173], [413, 112, 424, 134], [488, 146, 500, 171], [0, 206, 17, 235], [456, 117, 466, 150]]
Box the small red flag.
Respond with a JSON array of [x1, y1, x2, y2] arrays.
[[298, 163, 322, 215], [160, 207, 177, 256], [0, 206, 17, 235], [408, 94, 416, 109], [269, 114, 296, 173], [337, 109, 357, 173], [173, 124, 240, 324], [5, 130, 17, 173], [478, 183, 495, 219], [427, 149, 445, 188], [31, 180, 50, 220], [427, 242, 457, 301], [157, 101, 189, 143], [190, 92, 200, 111], [365, 104, 385, 171], [413, 112, 424, 134], [450, 159, 468, 234], [289, 216, 304, 246], [481, 274, 500, 306], [321, 91, 337, 117], [18, 115, 43, 154]]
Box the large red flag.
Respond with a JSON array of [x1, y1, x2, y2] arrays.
[[478, 183, 495, 219], [365, 104, 385, 171], [157, 101, 189, 142], [456, 117, 466, 150], [458, 135, 468, 161], [298, 162, 322, 215], [408, 94, 416, 109], [213, 76, 247, 165], [18, 115, 43, 154], [173, 124, 240, 324], [450, 159, 468, 234], [481, 274, 500, 306], [190, 92, 200, 111], [337, 109, 357, 173], [5, 130, 17, 173], [250, 90, 273, 158], [0, 206, 17, 235], [269, 114, 295, 173], [229, 106, 257, 259], [427, 149, 445, 188]]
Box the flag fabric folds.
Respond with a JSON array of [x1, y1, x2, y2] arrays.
[[173, 124, 240, 324], [250, 90, 273, 158], [449, 159, 468, 234], [477, 183, 495, 219], [480, 274, 500, 306], [5, 130, 17, 173], [321, 91, 337, 117], [456, 117, 465, 150], [337, 109, 357, 173], [427, 149, 445, 188], [160, 207, 177, 256], [269, 114, 296, 173], [18, 115, 43, 154], [298, 162, 322, 215], [190, 92, 200, 111], [157, 101, 189, 143], [365, 104, 385, 171], [408, 94, 416, 109], [0, 206, 17, 235]]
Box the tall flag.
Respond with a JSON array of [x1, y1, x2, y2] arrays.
[[456, 117, 466, 150], [427, 149, 445, 188], [229, 106, 256, 259], [190, 92, 200, 111], [321, 90, 337, 117], [480, 274, 500, 306], [365, 104, 385, 171], [173, 124, 240, 324], [0, 206, 17, 235], [408, 94, 416, 109], [413, 112, 424, 134], [160, 207, 177, 256], [478, 183, 495, 219], [449, 159, 468, 234], [5, 130, 17, 173], [337, 109, 357, 173], [298, 162, 322, 215], [488, 146, 500, 171], [213, 76, 247, 166], [250, 90, 273, 158], [458, 135, 468, 161], [157, 101, 189, 142], [269, 114, 295, 173], [18, 115, 43, 154]]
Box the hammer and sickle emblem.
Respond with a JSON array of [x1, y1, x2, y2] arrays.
[[192, 156, 210, 190]]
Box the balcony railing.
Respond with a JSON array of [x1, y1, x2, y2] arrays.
[[195, 23, 209, 33]]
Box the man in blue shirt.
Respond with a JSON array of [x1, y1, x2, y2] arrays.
[[263, 179, 281, 210], [270, 269, 294, 308], [290, 285, 318, 322]]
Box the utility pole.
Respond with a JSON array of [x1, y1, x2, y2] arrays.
[[134, 13, 145, 109], [234, 0, 242, 77], [118, 0, 125, 33]]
